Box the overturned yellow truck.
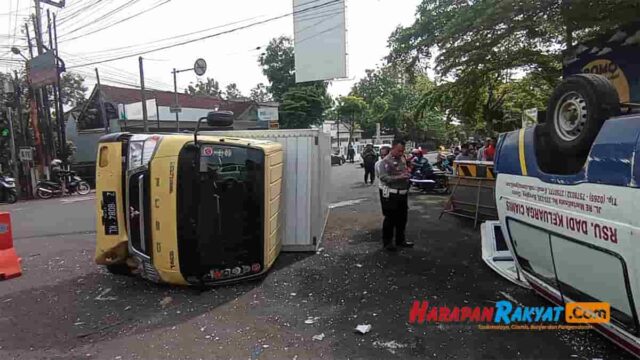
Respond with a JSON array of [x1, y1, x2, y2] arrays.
[[94, 112, 284, 286]]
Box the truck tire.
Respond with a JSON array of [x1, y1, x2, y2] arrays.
[[546, 74, 619, 156]]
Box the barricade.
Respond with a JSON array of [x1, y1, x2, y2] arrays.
[[440, 161, 498, 228], [0, 212, 22, 280]]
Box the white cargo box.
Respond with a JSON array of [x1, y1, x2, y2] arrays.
[[203, 129, 331, 252]]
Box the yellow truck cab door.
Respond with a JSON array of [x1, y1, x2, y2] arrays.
[[95, 134, 130, 266]]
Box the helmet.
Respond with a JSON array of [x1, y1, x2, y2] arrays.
[[411, 149, 422, 156], [50, 159, 62, 167]]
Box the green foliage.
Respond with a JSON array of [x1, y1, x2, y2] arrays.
[[185, 77, 222, 97], [249, 83, 272, 103], [224, 83, 244, 100], [258, 36, 330, 129], [279, 84, 328, 129], [385, 0, 640, 136], [350, 65, 447, 144], [60, 72, 88, 108], [336, 96, 368, 143], [259, 37, 296, 102]]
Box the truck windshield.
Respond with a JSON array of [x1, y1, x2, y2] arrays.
[[177, 143, 265, 280]]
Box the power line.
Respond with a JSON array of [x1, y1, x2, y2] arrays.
[[67, 0, 342, 69], [56, 0, 104, 26], [60, 0, 171, 43], [59, 0, 144, 38]]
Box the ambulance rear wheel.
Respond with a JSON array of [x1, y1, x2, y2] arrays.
[[546, 74, 619, 156]]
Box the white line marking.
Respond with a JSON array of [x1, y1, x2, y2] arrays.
[[499, 291, 524, 306], [328, 198, 367, 209], [61, 196, 95, 204]]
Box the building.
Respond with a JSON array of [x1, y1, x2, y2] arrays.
[[321, 120, 364, 154], [66, 84, 279, 184]]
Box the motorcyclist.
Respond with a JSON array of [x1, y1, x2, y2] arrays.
[[50, 159, 65, 183], [434, 153, 453, 173], [410, 149, 433, 177]]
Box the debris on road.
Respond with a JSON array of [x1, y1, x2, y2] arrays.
[[373, 340, 407, 355], [355, 264, 363, 268], [94, 288, 117, 301], [159, 296, 173, 307], [312, 333, 325, 341], [355, 324, 371, 334], [304, 317, 319, 324]]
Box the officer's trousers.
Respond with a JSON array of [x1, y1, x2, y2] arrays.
[[379, 190, 408, 247]]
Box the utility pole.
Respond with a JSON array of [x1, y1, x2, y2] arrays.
[[32, 10, 55, 163], [25, 21, 46, 177], [173, 68, 179, 132], [48, 9, 63, 157], [52, 13, 65, 158], [139, 56, 149, 132], [95, 68, 109, 133]]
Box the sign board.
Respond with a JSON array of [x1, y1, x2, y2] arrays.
[[169, 106, 182, 114], [293, 0, 347, 83], [124, 99, 158, 120], [257, 107, 279, 121], [563, 22, 640, 104], [28, 52, 58, 88], [194, 58, 207, 76], [19, 147, 33, 162], [522, 108, 538, 128]]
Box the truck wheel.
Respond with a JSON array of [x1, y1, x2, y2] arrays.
[[546, 74, 619, 156]]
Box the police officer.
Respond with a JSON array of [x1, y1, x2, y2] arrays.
[[378, 139, 414, 251]]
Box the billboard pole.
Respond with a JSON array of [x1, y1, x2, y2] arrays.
[[173, 68, 179, 132], [139, 57, 149, 132]]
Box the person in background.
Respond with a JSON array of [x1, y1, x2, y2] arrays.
[[484, 138, 496, 162], [347, 144, 356, 163], [378, 139, 414, 251], [455, 143, 473, 161], [362, 144, 378, 184], [375, 145, 391, 184], [477, 138, 490, 161], [469, 147, 477, 160]]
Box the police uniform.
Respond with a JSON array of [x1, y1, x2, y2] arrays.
[[378, 153, 411, 249]]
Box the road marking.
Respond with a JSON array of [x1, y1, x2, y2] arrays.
[[329, 198, 367, 209], [61, 196, 95, 204], [499, 291, 524, 307]]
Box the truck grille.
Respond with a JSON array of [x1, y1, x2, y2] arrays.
[[127, 170, 152, 258]]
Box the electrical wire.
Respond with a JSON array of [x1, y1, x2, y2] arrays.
[[59, 0, 171, 43], [59, 0, 144, 38], [56, 0, 104, 26], [66, 0, 342, 69]]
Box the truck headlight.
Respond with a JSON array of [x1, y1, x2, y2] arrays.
[[128, 135, 161, 170]]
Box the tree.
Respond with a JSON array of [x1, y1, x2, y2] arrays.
[[185, 77, 221, 97], [336, 96, 368, 144], [387, 0, 640, 134], [60, 72, 88, 108], [250, 83, 272, 103], [258, 36, 330, 128], [259, 37, 296, 102], [224, 83, 244, 100], [279, 84, 328, 129]]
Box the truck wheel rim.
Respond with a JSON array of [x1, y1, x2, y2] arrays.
[[554, 91, 587, 142]]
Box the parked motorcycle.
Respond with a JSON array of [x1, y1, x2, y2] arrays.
[[0, 175, 18, 204], [36, 171, 91, 199], [410, 167, 450, 194]]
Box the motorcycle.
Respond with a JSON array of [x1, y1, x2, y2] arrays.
[[410, 166, 450, 194], [0, 175, 18, 204], [36, 171, 91, 199]]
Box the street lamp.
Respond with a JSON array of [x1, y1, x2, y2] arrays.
[[10, 47, 28, 61]]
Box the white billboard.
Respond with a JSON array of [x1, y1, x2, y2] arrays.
[[121, 99, 158, 120], [258, 107, 279, 121], [293, 0, 347, 83]]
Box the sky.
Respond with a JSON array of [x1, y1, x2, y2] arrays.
[[0, 0, 421, 99]]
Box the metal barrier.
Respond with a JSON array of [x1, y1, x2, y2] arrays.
[[440, 161, 498, 228]]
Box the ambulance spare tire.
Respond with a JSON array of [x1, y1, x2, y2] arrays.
[[546, 74, 619, 156]]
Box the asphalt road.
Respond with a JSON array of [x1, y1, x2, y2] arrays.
[[0, 164, 632, 359]]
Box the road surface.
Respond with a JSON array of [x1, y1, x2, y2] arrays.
[[0, 164, 631, 359]]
